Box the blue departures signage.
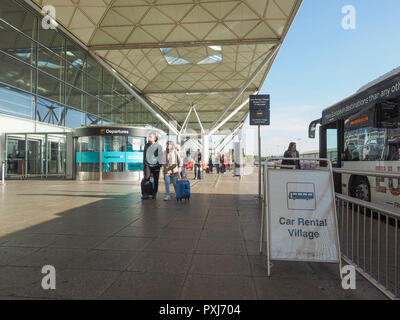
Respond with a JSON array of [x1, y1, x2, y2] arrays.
[[76, 151, 144, 170]]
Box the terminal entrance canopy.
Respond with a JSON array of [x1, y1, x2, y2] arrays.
[[26, 0, 302, 135]]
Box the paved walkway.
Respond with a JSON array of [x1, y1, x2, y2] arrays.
[[0, 169, 387, 299]]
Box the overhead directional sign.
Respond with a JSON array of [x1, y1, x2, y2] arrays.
[[250, 94, 270, 126]]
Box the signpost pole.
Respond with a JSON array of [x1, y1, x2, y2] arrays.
[[258, 124, 261, 198]]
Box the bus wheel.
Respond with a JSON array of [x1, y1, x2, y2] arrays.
[[350, 177, 371, 202]]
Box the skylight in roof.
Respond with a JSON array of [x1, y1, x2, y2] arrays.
[[164, 56, 191, 65], [160, 48, 172, 54], [197, 54, 222, 65], [208, 46, 222, 51]]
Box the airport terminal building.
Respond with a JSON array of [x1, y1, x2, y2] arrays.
[[0, 0, 170, 180]]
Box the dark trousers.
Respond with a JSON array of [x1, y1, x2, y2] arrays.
[[216, 164, 220, 174], [144, 165, 160, 195], [209, 164, 213, 173], [194, 164, 200, 178]]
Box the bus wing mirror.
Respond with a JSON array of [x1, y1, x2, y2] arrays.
[[308, 119, 321, 139]]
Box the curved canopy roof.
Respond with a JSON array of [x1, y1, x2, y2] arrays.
[[26, 0, 302, 133]]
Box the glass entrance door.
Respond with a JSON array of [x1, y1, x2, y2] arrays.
[[26, 136, 44, 176], [47, 134, 66, 176], [6, 135, 26, 177]]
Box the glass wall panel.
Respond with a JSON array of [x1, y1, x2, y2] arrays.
[[87, 77, 101, 98], [126, 136, 145, 171], [64, 106, 85, 128], [76, 136, 100, 173], [38, 28, 65, 56], [87, 94, 101, 119], [0, 0, 37, 38], [102, 136, 125, 173], [0, 84, 34, 119], [86, 55, 102, 81], [86, 112, 100, 126], [0, 51, 35, 93], [66, 39, 86, 69], [38, 70, 63, 103], [65, 85, 84, 111], [38, 45, 64, 80], [36, 96, 64, 126], [66, 62, 85, 89], [0, 20, 36, 65]]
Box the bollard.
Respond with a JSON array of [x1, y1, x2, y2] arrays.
[[1, 161, 5, 185]]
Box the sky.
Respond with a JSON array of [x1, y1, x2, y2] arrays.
[[241, 0, 400, 157]]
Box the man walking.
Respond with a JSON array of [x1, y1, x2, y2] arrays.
[[194, 149, 202, 179]]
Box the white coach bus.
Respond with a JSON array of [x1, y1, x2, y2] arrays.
[[308, 67, 400, 208]]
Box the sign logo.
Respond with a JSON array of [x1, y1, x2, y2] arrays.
[[287, 182, 316, 210], [100, 129, 106, 134]]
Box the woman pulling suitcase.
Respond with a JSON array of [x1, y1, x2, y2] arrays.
[[162, 141, 182, 201]]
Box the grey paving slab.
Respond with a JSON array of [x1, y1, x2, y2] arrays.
[[181, 275, 257, 300], [245, 240, 261, 256], [48, 235, 107, 249], [144, 238, 198, 254], [0, 233, 58, 248], [69, 249, 138, 271], [254, 277, 334, 300], [95, 236, 153, 251], [0, 247, 40, 266], [166, 219, 205, 230], [200, 228, 243, 239], [116, 226, 162, 238], [99, 272, 185, 300], [127, 251, 192, 274], [189, 254, 252, 276], [0, 266, 120, 299], [196, 238, 247, 255], [9, 247, 88, 269], [158, 227, 202, 240]]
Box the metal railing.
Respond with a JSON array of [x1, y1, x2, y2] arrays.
[[333, 168, 400, 300]]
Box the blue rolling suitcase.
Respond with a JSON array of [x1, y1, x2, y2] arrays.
[[176, 179, 190, 201]]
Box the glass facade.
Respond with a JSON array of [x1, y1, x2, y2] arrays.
[[0, 0, 168, 131]]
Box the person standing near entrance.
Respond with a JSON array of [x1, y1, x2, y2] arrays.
[[282, 142, 301, 169], [214, 153, 220, 174], [163, 141, 182, 201], [208, 155, 213, 173], [221, 154, 226, 174], [194, 149, 202, 179], [142, 132, 162, 199]]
